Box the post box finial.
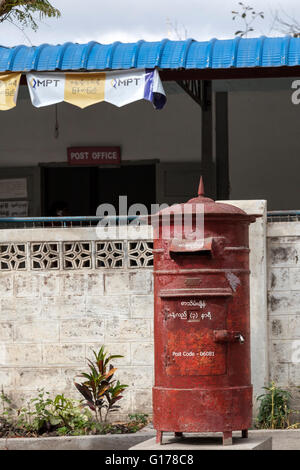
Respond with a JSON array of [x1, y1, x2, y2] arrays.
[[198, 176, 205, 196]]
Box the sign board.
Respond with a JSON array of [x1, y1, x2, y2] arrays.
[[0, 200, 28, 217], [0, 73, 21, 110], [0, 178, 27, 199], [67, 147, 121, 165], [27, 69, 166, 110]]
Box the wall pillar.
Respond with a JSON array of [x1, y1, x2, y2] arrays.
[[217, 199, 268, 414]]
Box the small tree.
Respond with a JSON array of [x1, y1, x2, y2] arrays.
[[256, 382, 292, 429], [0, 0, 60, 31], [232, 2, 264, 38], [74, 346, 128, 423]]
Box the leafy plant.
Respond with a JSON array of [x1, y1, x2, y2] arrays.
[[16, 390, 91, 434], [0, 1, 61, 31], [1, 387, 14, 419], [232, 2, 264, 38], [0, 388, 17, 436], [50, 394, 91, 435], [128, 413, 149, 432], [105, 380, 128, 416], [74, 346, 128, 423], [256, 382, 299, 429], [1, 389, 148, 437]]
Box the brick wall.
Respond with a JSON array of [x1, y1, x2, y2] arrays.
[[0, 226, 154, 421]]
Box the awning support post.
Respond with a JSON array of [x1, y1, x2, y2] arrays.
[[215, 92, 230, 200]]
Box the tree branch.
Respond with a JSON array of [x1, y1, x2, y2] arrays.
[[7, 16, 33, 45], [0, 1, 60, 30]]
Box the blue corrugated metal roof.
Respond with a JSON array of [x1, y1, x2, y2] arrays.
[[1, 36, 300, 72]]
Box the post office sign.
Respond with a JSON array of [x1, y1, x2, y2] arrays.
[[67, 146, 121, 165]]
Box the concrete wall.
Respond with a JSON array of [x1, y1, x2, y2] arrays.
[[267, 221, 300, 418], [0, 202, 270, 421], [0, 226, 154, 420], [218, 200, 268, 413], [229, 90, 300, 210]]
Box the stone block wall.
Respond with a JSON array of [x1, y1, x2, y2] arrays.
[[220, 200, 268, 410], [267, 222, 300, 417], [0, 227, 154, 421]]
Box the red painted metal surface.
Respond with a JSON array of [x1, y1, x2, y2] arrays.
[[150, 177, 258, 446]]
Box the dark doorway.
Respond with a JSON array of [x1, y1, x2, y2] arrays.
[[42, 164, 156, 216]]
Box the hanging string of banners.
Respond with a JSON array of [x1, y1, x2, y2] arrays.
[[0, 73, 21, 110], [0, 69, 166, 111]]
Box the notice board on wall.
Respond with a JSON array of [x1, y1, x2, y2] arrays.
[[0, 201, 28, 217], [0, 178, 28, 216], [0, 178, 27, 199]]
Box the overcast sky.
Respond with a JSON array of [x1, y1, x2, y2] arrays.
[[1, 0, 300, 47]]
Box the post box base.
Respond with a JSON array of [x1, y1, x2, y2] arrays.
[[153, 385, 252, 435], [155, 429, 251, 446]]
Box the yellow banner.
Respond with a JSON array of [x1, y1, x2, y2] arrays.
[[64, 73, 105, 108], [0, 73, 21, 110]]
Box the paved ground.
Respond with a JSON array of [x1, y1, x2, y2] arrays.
[[0, 425, 299, 450], [248, 430, 300, 450], [131, 435, 272, 451], [139, 427, 300, 451]]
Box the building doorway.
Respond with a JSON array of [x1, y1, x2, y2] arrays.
[[42, 163, 157, 216]]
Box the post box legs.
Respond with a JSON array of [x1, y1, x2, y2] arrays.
[[156, 431, 184, 445], [156, 430, 246, 446], [222, 431, 232, 446], [156, 430, 163, 445]]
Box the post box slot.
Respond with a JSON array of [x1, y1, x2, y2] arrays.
[[169, 238, 213, 256], [172, 250, 212, 257]]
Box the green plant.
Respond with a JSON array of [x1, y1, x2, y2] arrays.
[[129, 413, 149, 425], [232, 2, 264, 38], [128, 413, 149, 432], [74, 346, 128, 423], [16, 390, 91, 435], [1, 388, 149, 437], [0, 388, 16, 436], [0, 1, 61, 31], [50, 394, 91, 435], [0, 387, 14, 419], [256, 382, 295, 429]]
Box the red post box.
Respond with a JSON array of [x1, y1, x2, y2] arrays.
[[150, 178, 258, 445]]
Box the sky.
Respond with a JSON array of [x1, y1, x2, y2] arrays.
[[1, 0, 300, 47]]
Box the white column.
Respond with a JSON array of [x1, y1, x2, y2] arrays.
[[217, 199, 268, 414]]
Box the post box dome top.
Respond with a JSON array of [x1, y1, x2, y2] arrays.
[[152, 177, 257, 222]]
